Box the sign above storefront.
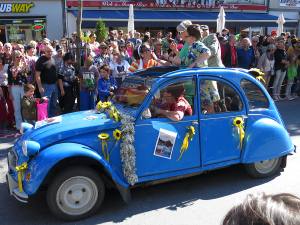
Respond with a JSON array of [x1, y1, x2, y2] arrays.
[[0, 2, 34, 13], [32, 23, 45, 32], [66, 0, 267, 11], [280, 0, 300, 7]]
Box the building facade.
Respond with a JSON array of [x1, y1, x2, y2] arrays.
[[0, 0, 64, 43], [66, 0, 298, 36], [269, 0, 300, 36]]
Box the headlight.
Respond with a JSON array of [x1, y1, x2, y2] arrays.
[[20, 123, 33, 134], [22, 141, 40, 157], [22, 141, 28, 156]]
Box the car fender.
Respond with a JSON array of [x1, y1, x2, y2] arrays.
[[24, 143, 129, 199], [242, 117, 294, 163]]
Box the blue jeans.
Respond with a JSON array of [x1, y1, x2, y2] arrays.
[[42, 84, 58, 117], [11, 85, 24, 130], [79, 91, 96, 111]]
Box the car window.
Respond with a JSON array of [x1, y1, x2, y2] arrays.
[[143, 79, 196, 120], [241, 79, 269, 109], [200, 79, 243, 114]]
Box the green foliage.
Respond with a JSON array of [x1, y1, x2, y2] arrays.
[[95, 20, 108, 42]]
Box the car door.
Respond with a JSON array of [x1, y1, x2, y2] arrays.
[[134, 77, 201, 178], [198, 77, 246, 166]]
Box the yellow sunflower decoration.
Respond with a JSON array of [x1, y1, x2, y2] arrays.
[[98, 133, 110, 161], [113, 129, 122, 141], [248, 68, 265, 84], [233, 117, 245, 149]]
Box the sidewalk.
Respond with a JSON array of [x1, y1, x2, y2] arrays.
[[0, 129, 20, 150]]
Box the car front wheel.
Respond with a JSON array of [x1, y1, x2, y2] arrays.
[[244, 157, 283, 178], [47, 167, 105, 221]]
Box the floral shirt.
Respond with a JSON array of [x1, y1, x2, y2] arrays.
[[7, 64, 28, 86], [57, 64, 76, 87], [93, 54, 110, 68], [200, 80, 220, 105], [182, 41, 210, 68]]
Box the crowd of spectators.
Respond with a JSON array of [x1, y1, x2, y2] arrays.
[[0, 20, 299, 130]]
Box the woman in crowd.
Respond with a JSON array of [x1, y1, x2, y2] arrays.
[[109, 49, 130, 87], [129, 43, 161, 72], [7, 50, 29, 130], [24, 44, 38, 84], [237, 38, 255, 69], [273, 37, 289, 101], [0, 56, 14, 128], [250, 35, 262, 68], [3, 43, 13, 65], [257, 44, 276, 89], [221, 35, 238, 68], [89, 32, 100, 57]]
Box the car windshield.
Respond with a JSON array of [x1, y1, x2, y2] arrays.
[[111, 76, 155, 115]]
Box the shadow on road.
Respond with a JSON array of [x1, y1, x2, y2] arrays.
[[0, 165, 278, 225]]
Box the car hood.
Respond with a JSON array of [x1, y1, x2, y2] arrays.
[[17, 110, 118, 148]]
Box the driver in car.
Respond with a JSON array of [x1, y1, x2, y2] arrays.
[[153, 84, 192, 121]]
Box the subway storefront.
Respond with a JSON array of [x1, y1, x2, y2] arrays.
[[0, 1, 63, 43], [0, 17, 46, 43]]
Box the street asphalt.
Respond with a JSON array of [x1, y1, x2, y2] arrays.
[[0, 98, 299, 225]]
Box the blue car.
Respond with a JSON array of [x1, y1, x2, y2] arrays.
[[6, 67, 295, 220]]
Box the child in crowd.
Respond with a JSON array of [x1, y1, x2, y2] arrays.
[[21, 84, 37, 125], [79, 56, 99, 110], [97, 64, 117, 102]]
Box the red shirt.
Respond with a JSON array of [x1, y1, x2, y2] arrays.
[[230, 45, 237, 67], [162, 96, 193, 118]]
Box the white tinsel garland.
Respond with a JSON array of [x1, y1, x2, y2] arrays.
[[119, 112, 138, 185], [96, 102, 138, 185]]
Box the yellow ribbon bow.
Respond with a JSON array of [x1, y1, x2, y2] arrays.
[[178, 126, 195, 160], [15, 162, 28, 192], [98, 133, 110, 161], [233, 117, 245, 149]]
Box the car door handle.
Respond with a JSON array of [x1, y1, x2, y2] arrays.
[[192, 121, 199, 125]]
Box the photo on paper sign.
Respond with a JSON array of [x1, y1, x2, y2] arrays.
[[154, 128, 177, 159]]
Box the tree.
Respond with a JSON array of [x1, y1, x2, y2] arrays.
[[95, 20, 108, 42], [75, 0, 83, 69]]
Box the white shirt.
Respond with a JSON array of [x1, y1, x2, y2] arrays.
[[109, 60, 130, 78]]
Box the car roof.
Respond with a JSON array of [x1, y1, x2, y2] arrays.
[[133, 66, 253, 81]]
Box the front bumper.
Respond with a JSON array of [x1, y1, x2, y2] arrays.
[[7, 148, 28, 203], [6, 173, 28, 203]]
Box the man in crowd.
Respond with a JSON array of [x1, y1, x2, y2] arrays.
[[35, 45, 59, 117], [201, 25, 224, 67]]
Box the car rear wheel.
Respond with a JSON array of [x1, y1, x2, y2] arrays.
[[244, 157, 282, 178], [47, 167, 105, 221]]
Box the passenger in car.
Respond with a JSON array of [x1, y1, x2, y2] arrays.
[[153, 84, 192, 121]]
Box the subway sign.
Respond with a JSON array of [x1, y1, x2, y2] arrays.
[[0, 2, 34, 13]]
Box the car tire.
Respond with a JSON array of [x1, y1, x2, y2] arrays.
[[244, 157, 282, 178], [46, 166, 105, 221]]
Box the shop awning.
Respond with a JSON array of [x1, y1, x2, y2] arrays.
[[70, 10, 297, 23]]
